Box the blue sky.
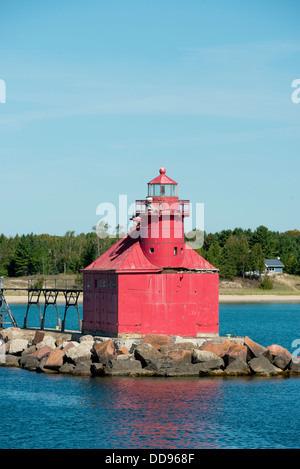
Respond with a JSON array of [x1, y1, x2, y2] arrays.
[[0, 0, 299, 237]]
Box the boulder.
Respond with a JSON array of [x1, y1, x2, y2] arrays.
[[117, 346, 129, 355], [90, 363, 105, 376], [58, 362, 75, 374], [19, 355, 40, 371], [219, 340, 239, 353], [73, 361, 92, 376], [161, 363, 202, 377], [104, 356, 143, 376], [92, 339, 116, 364], [134, 342, 162, 368], [244, 336, 267, 358], [224, 357, 251, 376], [29, 344, 52, 361], [191, 349, 224, 368], [0, 327, 22, 342], [21, 345, 37, 357], [226, 344, 248, 363], [2, 355, 20, 367], [0, 341, 5, 364], [79, 334, 95, 343], [142, 334, 171, 350], [36, 335, 57, 350], [168, 349, 192, 365], [200, 341, 226, 358], [35, 357, 50, 373], [197, 361, 226, 375], [289, 357, 300, 373], [44, 349, 65, 371], [33, 330, 45, 345], [267, 344, 292, 370], [248, 356, 279, 376], [171, 336, 200, 347], [65, 341, 93, 365], [62, 341, 78, 352], [160, 342, 195, 355], [8, 339, 29, 356]]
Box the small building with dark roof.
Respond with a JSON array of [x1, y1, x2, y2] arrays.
[[264, 258, 285, 274]]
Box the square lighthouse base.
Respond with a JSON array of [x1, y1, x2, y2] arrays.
[[82, 271, 219, 338]]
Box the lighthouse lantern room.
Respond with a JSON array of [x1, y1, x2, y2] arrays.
[[82, 168, 219, 338]]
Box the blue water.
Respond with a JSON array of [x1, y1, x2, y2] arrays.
[[0, 302, 300, 449]]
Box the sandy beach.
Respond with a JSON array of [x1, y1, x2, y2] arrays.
[[4, 295, 83, 304], [219, 295, 300, 303], [4, 294, 300, 304]]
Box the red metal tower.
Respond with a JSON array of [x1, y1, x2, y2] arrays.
[[82, 168, 219, 338], [136, 167, 189, 268]]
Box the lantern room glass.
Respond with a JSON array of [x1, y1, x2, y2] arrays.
[[148, 184, 177, 197]]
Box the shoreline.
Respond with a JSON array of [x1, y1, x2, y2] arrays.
[[219, 294, 300, 303], [4, 294, 300, 304], [4, 295, 83, 305]]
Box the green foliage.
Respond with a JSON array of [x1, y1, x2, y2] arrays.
[[259, 275, 273, 290], [0, 229, 119, 278], [1, 224, 300, 280], [32, 278, 44, 289], [202, 225, 300, 279]]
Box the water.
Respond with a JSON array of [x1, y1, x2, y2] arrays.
[[0, 302, 300, 449]]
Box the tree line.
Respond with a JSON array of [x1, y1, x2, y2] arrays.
[[0, 225, 299, 279], [196, 226, 300, 279]]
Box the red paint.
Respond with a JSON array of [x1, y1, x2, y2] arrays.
[[82, 168, 219, 337]]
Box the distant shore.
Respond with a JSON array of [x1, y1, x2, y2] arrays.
[[219, 294, 300, 303], [4, 295, 83, 305], [4, 294, 300, 305]]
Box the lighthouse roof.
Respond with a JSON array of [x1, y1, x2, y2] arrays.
[[83, 229, 161, 273], [148, 167, 177, 185], [83, 230, 217, 273]]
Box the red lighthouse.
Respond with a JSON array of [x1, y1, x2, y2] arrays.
[[82, 168, 219, 338]]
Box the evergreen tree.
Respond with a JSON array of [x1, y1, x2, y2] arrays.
[[249, 243, 265, 275]]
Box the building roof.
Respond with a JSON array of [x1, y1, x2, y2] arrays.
[[84, 230, 160, 273], [83, 230, 218, 273], [265, 258, 285, 267], [148, 167, 177, 185]]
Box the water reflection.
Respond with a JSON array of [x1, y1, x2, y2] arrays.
[[88, 377, 226, 448]]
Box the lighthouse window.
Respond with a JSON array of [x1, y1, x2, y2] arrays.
[[87, 279, 90, 289], [171, 185, 177, 197], [113, 278, 116, 288], [103, 279, 106, 288], [174, 247, 178, 255], [108, 279, 112, 289], [98, 279, 102, 289], [152, 184, 161, 197], [150, 248, 155, 253]]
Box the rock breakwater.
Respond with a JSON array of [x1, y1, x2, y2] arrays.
[[1, 328, 299, 378]]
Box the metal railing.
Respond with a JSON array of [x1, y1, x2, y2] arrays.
[[135, 199, 190, 217]]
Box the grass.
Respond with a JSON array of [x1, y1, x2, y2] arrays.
[[219, 274, 300, 296]]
